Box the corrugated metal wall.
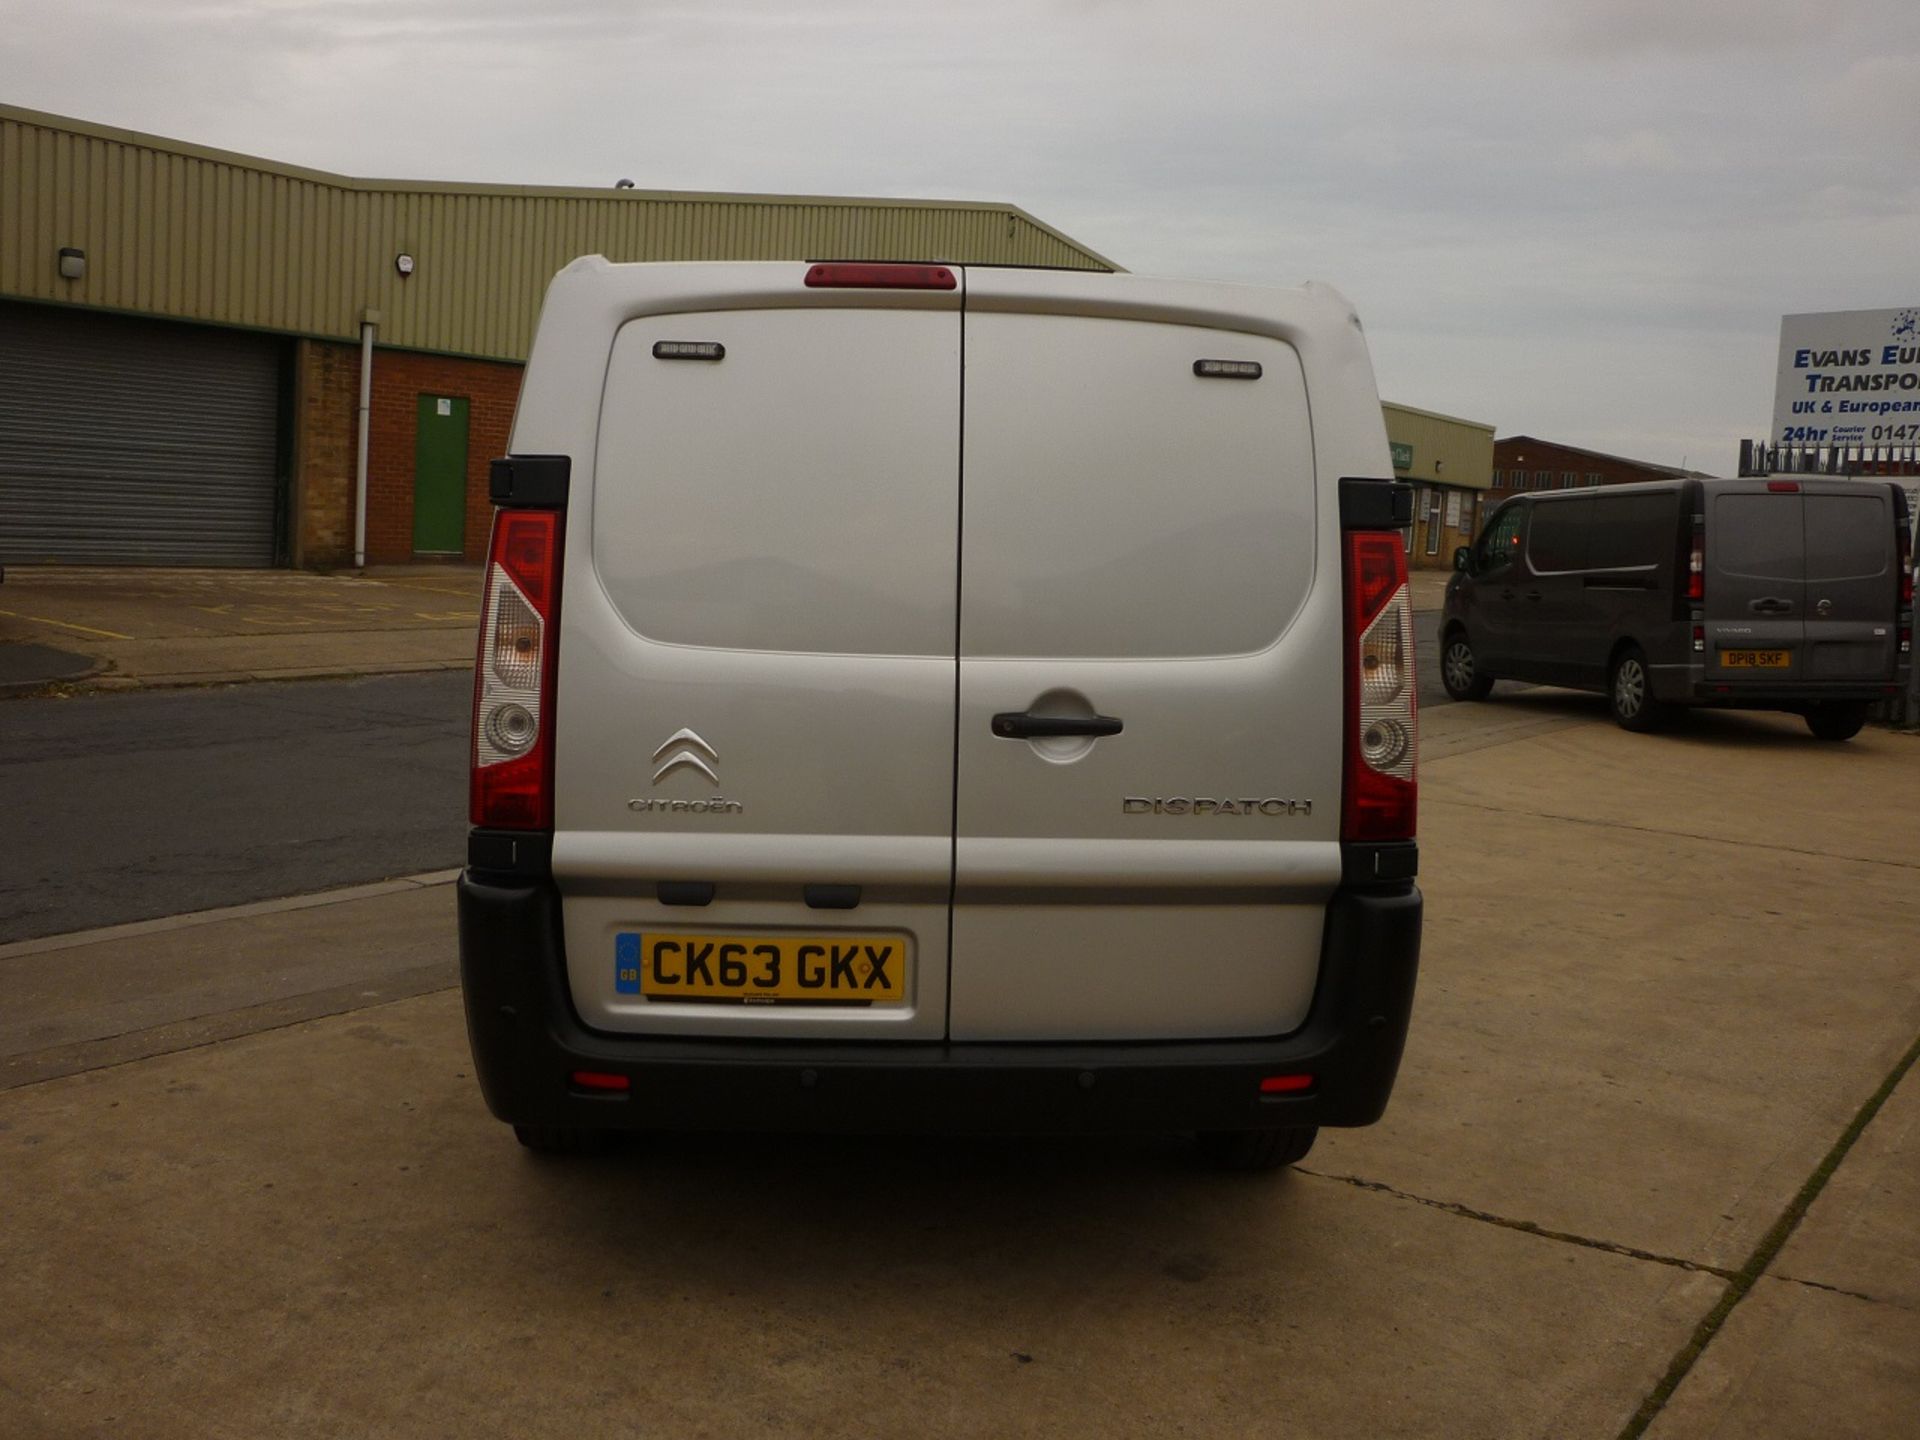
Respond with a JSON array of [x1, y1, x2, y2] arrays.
[[0, 106, 1114, 363], [1382, 402, 1496, 488]]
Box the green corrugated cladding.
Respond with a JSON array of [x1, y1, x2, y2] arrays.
[[1382, 402, 1497, 490], [1, 106, 1118, 362]]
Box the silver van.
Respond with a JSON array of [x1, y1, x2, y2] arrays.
[[1440, 477, 1913, 737], [457, 259, 1423, 1170]]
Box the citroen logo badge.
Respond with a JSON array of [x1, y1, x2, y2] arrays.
[[651, 727, 719, 785]]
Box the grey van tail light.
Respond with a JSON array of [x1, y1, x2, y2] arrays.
[[471, 507, 563, 829], [1343, 531, 1417, 842]]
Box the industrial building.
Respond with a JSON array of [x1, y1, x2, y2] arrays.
[[0, 105, 1114, 569], [1382, 403, 1497, 569], [3, 105, 1504, 576], [1488, 436, 1705, 506]]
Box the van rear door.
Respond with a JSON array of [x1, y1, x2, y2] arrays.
[[1801, 480, 1900, 681], [549, 274, 961, 1039], [948, 279, 1342, 1042], [1706, 483, 1809, 679]]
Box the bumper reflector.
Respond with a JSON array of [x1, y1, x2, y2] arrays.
[[1259, 1073, 1314, 1095], [570, 1071, 631, 1093]]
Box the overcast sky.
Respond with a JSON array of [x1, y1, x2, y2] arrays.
[[8, 0, 1918, 470]]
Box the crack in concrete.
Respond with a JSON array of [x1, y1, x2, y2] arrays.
[[1426, 798, 1920, 874], [1768, 1273, 1891, 1307], [1614, 1025, 1920, 1440], [1294, 1167, 1739, 1280]]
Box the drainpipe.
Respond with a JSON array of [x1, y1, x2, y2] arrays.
[[354, 310, 380, 570]]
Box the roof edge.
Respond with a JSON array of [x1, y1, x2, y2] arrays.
[[0, 103, 1112, 245]]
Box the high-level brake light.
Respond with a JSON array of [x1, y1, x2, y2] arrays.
[[804, 263, 956, 290], [1342, 530, 1416, 842], [471, 508, 563, 829]]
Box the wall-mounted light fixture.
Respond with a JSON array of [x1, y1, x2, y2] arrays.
[[614, 178, 636, 190], [394, 252, 416, 278], [57, 247, 86, 280]]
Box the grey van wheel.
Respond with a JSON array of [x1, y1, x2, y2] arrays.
[[1197, 1126, 1318, 1173], [1804, 702, 1867, 742], [1608, 645, 1666, 732], [1441, 632, 1494, 701]]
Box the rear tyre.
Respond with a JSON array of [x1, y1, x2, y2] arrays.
[[1197, 1126, 1318, 1173], [1804, 702, 1868, 742], [1608, 645, 1667, 732], [513, 1123, 614, 1157], [1440, 631, 1495, 702]]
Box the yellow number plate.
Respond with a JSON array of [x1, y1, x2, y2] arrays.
[[627, 932, 907, 1004], [1721, 649, 1790, 669]]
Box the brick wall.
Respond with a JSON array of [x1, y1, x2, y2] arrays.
[[292, 340, 522, 567], [292, 338, 361, 567], [1487, 437, 1686, 508], [365, 350, 523, 563]]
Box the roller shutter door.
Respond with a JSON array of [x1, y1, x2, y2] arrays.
[[0, 301, 283, 566]]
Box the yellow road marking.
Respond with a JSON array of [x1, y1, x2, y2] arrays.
[[371, 581, 478, 599], [415, 611, 474, 622], [0, 609, 134, 641]]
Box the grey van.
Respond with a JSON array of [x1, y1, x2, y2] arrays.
[[1439, 477, 1913, 738]]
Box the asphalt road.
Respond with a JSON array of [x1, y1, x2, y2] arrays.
[[0, 672, 471, 942], [1, 615, 1459, 944]]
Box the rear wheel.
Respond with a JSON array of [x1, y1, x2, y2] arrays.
[[1440, 631, 1494, 701], [513, 1124, 614, 1157], [1197, 1126, 1318, 1173], [1804, 702, 1868, 742], [1608, 645, 1667, 732]]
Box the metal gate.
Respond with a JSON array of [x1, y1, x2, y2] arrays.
[[0, 300, 284, 566]]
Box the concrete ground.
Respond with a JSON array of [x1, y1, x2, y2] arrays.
[[2, 699, 1916, 1437], [0, 566, 480, 692]]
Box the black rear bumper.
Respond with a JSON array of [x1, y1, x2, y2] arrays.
[[456, 876, 1421, 1136]]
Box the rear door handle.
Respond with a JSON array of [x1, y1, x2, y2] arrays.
[[1751, 597, 1795, 614], [1524, 590, 1542, 602], [991, 712, 1123, 740]]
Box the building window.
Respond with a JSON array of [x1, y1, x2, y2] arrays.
[[1535, 469, 1550, 488], [1586, 472, 1602, 486], [1560, 471, 1577, 488]]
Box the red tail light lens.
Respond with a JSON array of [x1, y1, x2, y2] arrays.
[[804, 262, 956, 290], [1687, 527, 1705, 603], [1898, 520, 1913, 605], [472, 508, 563, 829], [1343, 531, 1416, 842]]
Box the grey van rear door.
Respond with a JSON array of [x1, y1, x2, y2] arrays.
[[1802, 481, 1899, 681], [948, 293, 1338, 1043], [1706, 481, 1899, 683], [1706, 484, 1807, 677]]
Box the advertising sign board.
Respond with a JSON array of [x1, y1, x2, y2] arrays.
[[1772, 307, 1920, 448]]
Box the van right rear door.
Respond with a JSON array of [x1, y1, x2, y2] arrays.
[[1801, 480, 1900, 682], [947, 277, 1345, 1043]]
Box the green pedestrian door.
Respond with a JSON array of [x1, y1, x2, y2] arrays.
[[413, 395, 469, 555]]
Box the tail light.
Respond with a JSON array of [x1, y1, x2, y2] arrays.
[[1687, 524, 1705, 603], [1343, 530, 1416, 842], [471, 508, 563, 828], [1899, 520, 1913, 605]]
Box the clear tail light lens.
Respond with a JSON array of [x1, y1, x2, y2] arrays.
[[471, 508, 562, 829], [1343, 530, 1417, 842], [1687, 525, 1705, 603]]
